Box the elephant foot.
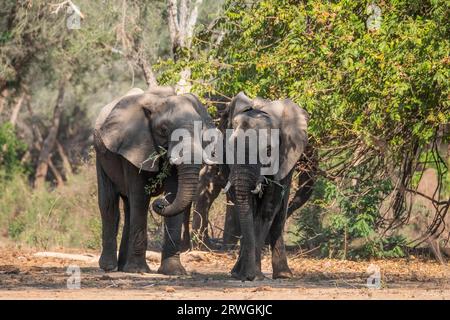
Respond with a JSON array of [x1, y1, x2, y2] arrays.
[[117, 256, 126, 271], [121, 259, 150, 273], [255, 271, 265, 281], [272, 268, 293, 279], [231, 269, 256, 282], [158, 256, 187, 275], [231, 259, 256, 281], [99, 252, 118, 272]]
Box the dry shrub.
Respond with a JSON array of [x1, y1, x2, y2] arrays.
[[0, 161, 101, 250]]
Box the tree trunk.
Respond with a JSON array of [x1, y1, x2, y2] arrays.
[[9, 92, 26, 127], [138, 54, 158, 88], [56, 140, 73, 178], [26, 99, 43, 143], [0, 88, 9, 116], [119, 0, 158, 88], [48, 155, 64, 187], [34, 81, 65, 188], [166, 0, 203, 93]]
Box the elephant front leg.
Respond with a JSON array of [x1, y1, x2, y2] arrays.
[[121, 187, 151, 273], [231, 211, 256, 281], [223, 197, 241, 249], [253, 214, 270, 281], [158, 212, 187, 275], [181, 209, 191, 252], [97, 161, 120, 272], [118, 196, 130, 271]]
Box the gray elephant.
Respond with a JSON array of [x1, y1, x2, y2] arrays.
[[191, 136, 316, 250], [223, 92, 309, 281], [222, 144, 317, 248], [94, 86, 214, 274]]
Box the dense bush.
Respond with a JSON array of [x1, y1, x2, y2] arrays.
[[158, 0, 449, 257]]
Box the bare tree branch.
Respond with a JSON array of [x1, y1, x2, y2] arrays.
[[56, 140, 73, 178], [179, 0, 189, 43], [0, 88, 9, 116], [167, 0, 180, 51], [9, 91, 26, 127], [48, 155, 64, 187], [34, 80, 66, 188], [185, 0, 203, 47], [116, 0, 158, 88]]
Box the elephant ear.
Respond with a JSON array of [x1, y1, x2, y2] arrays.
[[146, 85, 176, 97], [95, 89, 161, 172], [184, 93, 215, 130], [278, 100, 309, 180], [263, 99, 309, 181], [226, 92, 254, 127]]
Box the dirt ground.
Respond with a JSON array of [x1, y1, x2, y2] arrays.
[[0, 246, 449, 300]]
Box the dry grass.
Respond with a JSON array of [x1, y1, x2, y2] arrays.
[[0, 162, 101, 249]]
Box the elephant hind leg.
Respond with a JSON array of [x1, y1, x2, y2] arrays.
[[118, 196, 130, 271], [97, 159, 120, 272], [269, 212, 292, 279]]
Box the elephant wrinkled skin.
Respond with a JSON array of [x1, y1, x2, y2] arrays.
[[224, 92, 309, 281], [94, 86, 214, 275]]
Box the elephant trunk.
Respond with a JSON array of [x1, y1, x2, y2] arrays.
[[152, 164, 200, 217], [230, 165, 259, 197], [231, 166, 258, 279]]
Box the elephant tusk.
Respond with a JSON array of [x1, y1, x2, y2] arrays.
[[251, 182, 262, 195], [202, 149, 219, 165], [169, 156, 183, 165], [222, 181, 232, 193], [204, 157, 218, 165]]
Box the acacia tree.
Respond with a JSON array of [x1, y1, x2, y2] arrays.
[[161, 0, 450, 256]]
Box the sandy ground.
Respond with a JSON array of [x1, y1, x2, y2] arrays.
[[0, 247, 449, 300]]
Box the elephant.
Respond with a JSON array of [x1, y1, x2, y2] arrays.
[[190, 99, 230, 249], [190, 144, 316, 250], [190, 98, 316, 251], [93, 86, 214, 274], [223, 92, 309, 281], [222, 144, 317, 248]]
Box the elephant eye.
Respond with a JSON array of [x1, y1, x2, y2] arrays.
[[159, 124, 169, 136]]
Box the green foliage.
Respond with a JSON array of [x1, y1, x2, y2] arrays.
[[0, 123, 27, 179], [159, 0, 449, 258], [167, 0, 449, 151], [144, 147, 172, 195], [293, 174, 407, 259]]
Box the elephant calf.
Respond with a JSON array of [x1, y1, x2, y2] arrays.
[[94, 86, 214, 274], [223, 92, 309, 281]]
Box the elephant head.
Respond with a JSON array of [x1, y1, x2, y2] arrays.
[[226, 92, 309, 194], [95, 86, 215, 217]]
